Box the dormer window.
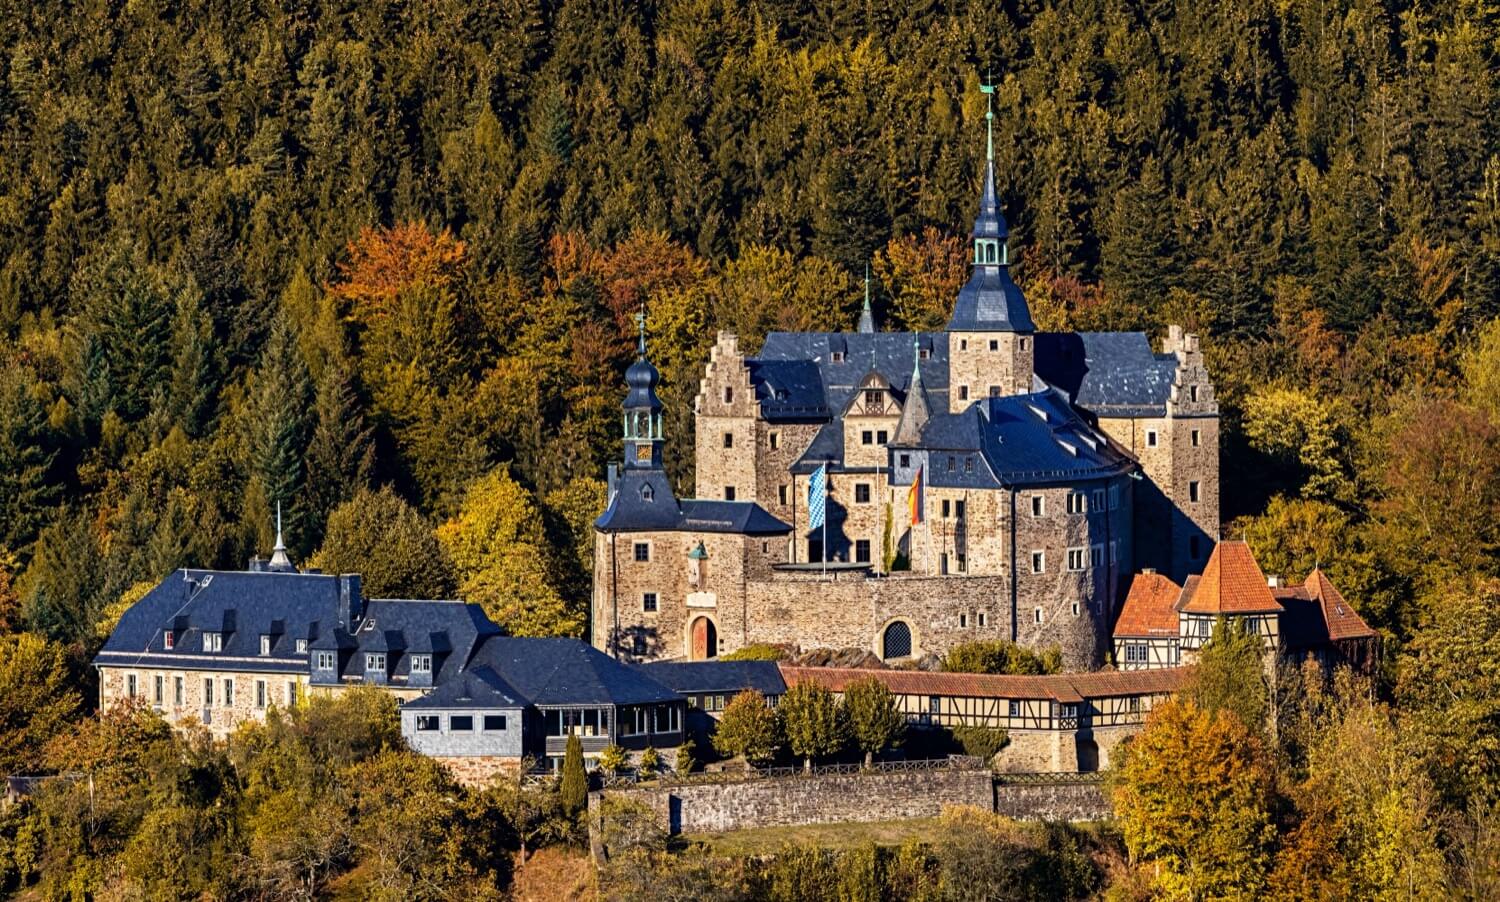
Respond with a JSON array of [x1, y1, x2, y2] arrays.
[[315, 652, 335, 671], [260, 635, 272, 656], [640, 484, 655, 503], [919, 348, 930, 360], [296, 639, 308, 653], [831, 351, 845, 363], [163, 631, 175, 650], [365, 653, 386, 673], [411, 655, 432, 674], [202, 632, 222, 652]]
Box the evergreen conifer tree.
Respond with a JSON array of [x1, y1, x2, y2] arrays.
[[560, 733, 587, 815]]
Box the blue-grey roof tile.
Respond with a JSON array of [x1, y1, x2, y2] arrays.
[[637, 660, 787, 696], [1034, 332, 1178, 416]]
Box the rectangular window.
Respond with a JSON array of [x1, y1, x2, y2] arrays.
[[899, 454, 910, 468], [450, 715, 474, 731], [960, 613, 968, 628], [174, 676, 184, 706], [1110, 540, 1118, 564], [416, 715, 439, 732], [203, 679, 214, 707], [153, 674, 164, 705], [223, 679, 234, 706], [769, 431, 779, 449], [484, 715, 507, 731], [947, 456, 956, 472], [1092, 489, 1105, 511], [723, 386, 733, 404], [1091, 544, 1104, 568], [877, 430, 888, 444], [1008, 700, 1020, 717], [955, 499, 966, 519], [1031, 495, 1045, 517], [316, 652, 335, 671], [964, 457, 973, 473], [643, 592, 658, 612], [1146, 430, 1159, 448], [855, 483, 871, 504], [1190, 385, 1200, 402], [989, 339, 999, 351], [1067, 493, 1086, 515], [163, 631, 174, 650], [958, 385, 969, 401], [723, 432, 733, 448], [957, 553, 967, 573], [865, 389, 882, 407], [988, 385, 1001, 397], [260, 634, 272, 656], [1189, 481, 1201, 503], [1109, 485, 1119, 510], [1031, 551, 1045, 573], [1060, 704, 1078, 720], [287, 682, 297, 706], [724, 486, 736, 501], [855, 540, 871, 563], [126, 673, 138, 698], [941, 499, 951, 518], [202, 632, 222, 652], [778, 485, 788, 505], [832, 351, 845, 362], [633, 542, 650, 562], [366, 654, 386, 672], [295, 639, 308, 653], [929, 696, 941, 715], [862, 430, 874, 445], [976, 611, 986, 626], [960, 339, 968, 350], [411, 655, 432, 674], [255, 680, 267, 710], [1072, 600, 1082, 617], [1034, 607, 1043, 624], [1191, 429, 1201, 447], [1067, 547, 1087, 571]]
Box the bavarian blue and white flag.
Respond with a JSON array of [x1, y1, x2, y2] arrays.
[[808, 463, 828, 530]]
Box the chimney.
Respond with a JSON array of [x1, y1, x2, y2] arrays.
[[1142, 567, 1156, 575], [1266, 575, 1282, 588], [339, 574, 363, 629]]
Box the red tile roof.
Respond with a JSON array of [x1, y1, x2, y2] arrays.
[[1305, 569, 1377, 641], [1176, 541, 1284, 615], [777, 664, 1193, 703], [1113, 572, 1183, 637]]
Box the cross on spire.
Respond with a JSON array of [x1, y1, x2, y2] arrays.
[[980, 68, 997, 164]]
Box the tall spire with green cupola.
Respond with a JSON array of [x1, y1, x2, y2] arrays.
[[622, 308, 665, 470], [945, 71, 1034, 334]]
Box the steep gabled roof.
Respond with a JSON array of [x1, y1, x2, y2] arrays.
[[1305, 570, 1377, 641], [1176, 542, 1284, 615], [403, 665, 526, 710], [1114, 572, 1183, 638], [472, 637, 681, 707]]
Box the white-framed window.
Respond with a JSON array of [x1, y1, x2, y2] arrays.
[[286, 681, 298, 706], [978, 611, 987, 627], [1124, 644, 1147, 664], [642, 592, 658, 612], [255, 680, 267, 710], [202, 632, 222, 652], [203, 678, 214, 707], [1008, 700, 1021, 717], [365, 653, 386, 672], [1091, 544, 1104, 568], [223, 679, 234, 706], [416, 715, 440, 732], [315, 652, 335, 671], [1031, 551, 1045, 573], [1109, 485, 1119, 510], [1067, 547, 1087, 571], [174, 676, 184, 705], [260, 634, 272, 656], [163, 631, 174, 650], [153, 674, 164, 705], [832, 351, 845, 363], [1031, 495, 1045, 517], [1066, 493, 1086, 515], [126, 673, 138, 698], [1128, 696, 1141, 713], [1146, 430, 1158, 448], [411, 654, 432, 674], [1190, 481, 1201, 503], [295, 638, 308, 653], [1091, 488, 1106, 511], [450, 715, 474, 731], [1059, 703, 1079, 720], [1034, 607, 1044, 624], [484, 714, 507, 731]]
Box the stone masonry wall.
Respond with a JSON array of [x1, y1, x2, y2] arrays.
[[594, 768, 995, 836], [99, 665, 308, 739], [992, 781, 1111, 822], [695, 333, 764, 503], [946, 331, 1034, 411]]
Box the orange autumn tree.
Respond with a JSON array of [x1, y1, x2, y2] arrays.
[[872, 227, 966, 332], [1110, 697, 1276, 900]]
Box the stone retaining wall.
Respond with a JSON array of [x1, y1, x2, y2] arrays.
[[993, 780, 1111, 821]]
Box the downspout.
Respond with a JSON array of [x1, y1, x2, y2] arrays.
[[610, 533, 619, 659]]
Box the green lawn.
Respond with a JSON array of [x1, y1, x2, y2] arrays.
[[679, 816, 944, 856]]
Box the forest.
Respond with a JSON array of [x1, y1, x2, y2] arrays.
[[1, 0, 1499, 897]]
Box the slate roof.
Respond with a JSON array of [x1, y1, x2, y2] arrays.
[[637, 660, 788, 697], [1176, 542, 1285, 615], [1114, 572, 1184, 638], [946, 264, 1035, 333], [595, 467, 790, 534], [470, 637, 681, 707], [1034, 332, 1180, 417], [95, 568, 352, 674], [757, 331, 950, 418], [746, 359, 829, 420], [339, 599, 500, 684], [403, 665, 527, 710], [779, 665, 1193, 702]]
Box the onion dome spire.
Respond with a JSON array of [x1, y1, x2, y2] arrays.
[[622, 308, 665, 469]]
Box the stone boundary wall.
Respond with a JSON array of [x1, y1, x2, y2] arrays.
[[993, 780, 1111, 821], [592, 768, 994, 836]]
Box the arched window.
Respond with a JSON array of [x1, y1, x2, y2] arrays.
[[882, 621, 913, 659]]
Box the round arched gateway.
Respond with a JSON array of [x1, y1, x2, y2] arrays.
[[882, 621, 913, 659], [689, 616, 717, 660]]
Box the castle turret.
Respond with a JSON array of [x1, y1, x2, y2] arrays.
[[623, 311, 666, 470], [857, 265, 876, 334], [946, 76, 1035, 409]]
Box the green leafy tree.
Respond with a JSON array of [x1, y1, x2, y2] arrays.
[[941, 640, 1061, 675], [313, 487, 454, 600], [560, 733, 587, 815], [0, 633, 81, 773], [841, 677, 905, 767], [1187, 617, 1270, 733], [597, 743, 626, 777], [779, 682, 848, 771], [713, 689, 780, 766]]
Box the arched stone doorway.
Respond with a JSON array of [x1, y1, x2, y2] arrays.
[[882, 621, 913, 659], [690, 616, 717, 660], [1076, 737, 1100, 772]]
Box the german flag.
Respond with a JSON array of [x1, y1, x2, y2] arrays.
[[908, 466, 923, 525]]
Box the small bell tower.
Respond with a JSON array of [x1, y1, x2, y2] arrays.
[[622, 311, 666, 470]]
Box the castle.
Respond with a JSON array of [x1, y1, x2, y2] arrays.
[[592, 91, 1219, 669]]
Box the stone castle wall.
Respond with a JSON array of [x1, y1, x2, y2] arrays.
[[98, 665, 309, 739], [947, 331, 1034, 410]]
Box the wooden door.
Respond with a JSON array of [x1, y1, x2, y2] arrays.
[[691, 617, 716, 660]]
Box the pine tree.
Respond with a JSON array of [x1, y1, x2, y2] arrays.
[[0, 364, 58, 557], [246, 315, 313, 556], [165, 285, 219, 437], [560, 733, 587, 815], [303, 361, 375, 539]]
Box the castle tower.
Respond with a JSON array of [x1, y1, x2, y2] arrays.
[[622, 311, 666, 471], [946, 77, 1036, 410]]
